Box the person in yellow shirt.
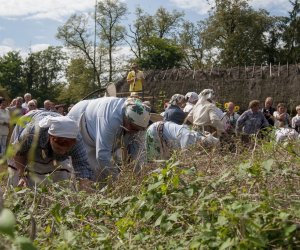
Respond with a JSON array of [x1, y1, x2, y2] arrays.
[[127, 63, 144, 93]]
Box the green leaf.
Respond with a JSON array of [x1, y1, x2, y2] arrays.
[[217, 215, 228, 226], [147, 180, 163, 192], [0, 208, 16, 237], [190, 240, 201, 249], [167, 212, 179, 222], [154, 210, 166, 227], [219, 238, 235, 250], [15, 236, 37, 250], [144, 211, 154, 221], [284, 224, 297, 236], [262, 159, 274, 172]]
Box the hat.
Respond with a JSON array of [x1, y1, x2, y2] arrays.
[[125, 98, 150, 128], [39, 116, 79, 139]]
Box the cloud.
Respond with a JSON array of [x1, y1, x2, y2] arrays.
[[0, 45, 14, 56], [169, 0, 291, 16], [169, 0, 213, 15], [34, 35, 47, 40], [250, 0, 291, 15], [30, 43, 50, 52], [0, 0, 95, 21], [1, 38, 15, 47]]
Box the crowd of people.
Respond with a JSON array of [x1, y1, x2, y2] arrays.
[[0, 85, 300, 190]]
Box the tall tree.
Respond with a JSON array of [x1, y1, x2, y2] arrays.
[[96, 0, 127, 82], [57, 14, 101, 87], [0, 51, 25, 98], [138, 37, 184, 69], [178, 21, 206, 69], [58, 57, 95, 103], [202, 0, 273, 66], [153, 7, 184, 39], [282, 0, 300, 63], [23, 46, 67, 103]]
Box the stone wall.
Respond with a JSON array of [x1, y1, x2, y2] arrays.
[[117, 64, 300, 111]]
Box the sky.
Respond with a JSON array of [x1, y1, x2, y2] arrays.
[[0, 0, 292, 57]]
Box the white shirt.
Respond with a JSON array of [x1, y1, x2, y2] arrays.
[[187, 101, 225, 135], [292, 114, 300, 129], [0, 108, 10, 136]]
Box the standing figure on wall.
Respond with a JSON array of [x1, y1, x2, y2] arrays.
[[127, 63, 144, 96]]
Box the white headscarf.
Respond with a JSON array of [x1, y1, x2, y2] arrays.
[[198, 89, 215, 105], [125, 98, 150, 128], [185, 92, 199, 103], [39, 116, 79, 139]]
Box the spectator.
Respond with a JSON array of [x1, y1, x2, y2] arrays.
[[55, 104, 66, 116], [275, 121, 299, 143], [186, 89, 225, 137], [236, 100, 269, 140], [163, 94, 186, 125], [7, 96, 27, 118], [273, 103, 291, 128], [292, 105, 300, 132], [223, 102, 240, 134], [127, 63, 144, 94], [22, 93, 32, 111], [43, 100, 52, 111], [27, 100, 37, 112], [0, 97, 10, 157], [183, 92, 199, 113], [262, 97, 276, 126]]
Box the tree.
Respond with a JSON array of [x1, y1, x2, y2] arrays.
[[96, 0, 127, 82], [125, 7, 184, 62], [58, 58, 95, 103], [57, 14, 101, 87], [202, 0, 273, 66], [153, 7, 184, 39], [177, 21, 206, 69], [0, 51, 25, 98], [282, 0, 300, 63], [138, 37, 184, 69], [23, 46, 67, 103]]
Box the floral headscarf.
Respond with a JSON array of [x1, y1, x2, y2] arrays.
[[125, 98, 150, 128], [169, 94, 185, 106]]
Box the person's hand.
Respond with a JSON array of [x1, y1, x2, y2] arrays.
[[78, 179, 95, 193], [17, 177, 28, 188]]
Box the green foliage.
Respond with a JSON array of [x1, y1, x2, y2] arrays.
[[23, 46, 67, 104], [202, 0, 275, 65], [0, 51, 25, 97], [2, 138, 300, 248], [138, 37, 184, 69]]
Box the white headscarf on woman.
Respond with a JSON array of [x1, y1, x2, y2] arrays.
[[183, 92, 199, 113], [198, 89, 215, 105], [185, 92, 199, 104], [39, 116, 79, 139]]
